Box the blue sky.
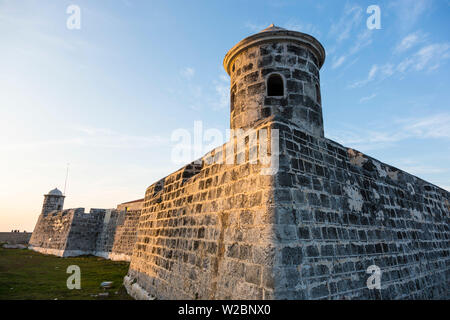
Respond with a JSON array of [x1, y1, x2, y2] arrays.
[[0, 0, 449, 231]]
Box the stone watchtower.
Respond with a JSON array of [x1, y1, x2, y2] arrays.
[[223, 24, 325, 137], [41, 188, 65, 215]]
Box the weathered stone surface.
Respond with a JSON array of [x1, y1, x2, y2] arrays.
[[29, 199, 143, 261], [124, 25, 449, 300], [0, 232, 31, 245]]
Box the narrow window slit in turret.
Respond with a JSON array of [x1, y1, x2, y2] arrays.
[[267, 74, 284, 96]]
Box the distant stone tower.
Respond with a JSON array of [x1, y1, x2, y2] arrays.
[[41, 188, 65, 215], [223, 24, 325, 137]]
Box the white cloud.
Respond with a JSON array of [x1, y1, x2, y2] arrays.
[[415, 43, 450, 71], [330, 28, 374, 70], [401, 114, 450, 138], [349, 29, 373, 55], [329, 4, 364, 43], [332, 56, 346, 69], [74, 126, 169, 149], [368, 65, 378, 79], [394, 31, 426, 53], [398, 165, 447, 175], [388, 158, 449, 179], [350, 41, 449, 87], [175, 68, 229, 111], [397, 42, 450, 73], [2, 126, 169, 151], [379, 63, 395, 77], [328, 113, 450, 151], [390, 0, 433, 31], [251, 7, 368, 72], [349, 64, 378, 88], [359, 93, 377, 103]]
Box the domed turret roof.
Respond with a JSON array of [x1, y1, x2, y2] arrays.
[[259, 24, 286, 33], [48, 188, 63, 196], [223, 23, 326, 75]]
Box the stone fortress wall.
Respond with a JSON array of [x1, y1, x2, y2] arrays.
[[109, 207, 141, 261], [125, 121, 449, 300], [125, 122, 276, 300], [94, 199, 143, 261], [124, 25, 449, 300], [271, 125, 449, 299], [0, 232, 32, 245], [29, 199, 143, 261]]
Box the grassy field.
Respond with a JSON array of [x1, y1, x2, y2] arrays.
[[0, 245, 133, 300]]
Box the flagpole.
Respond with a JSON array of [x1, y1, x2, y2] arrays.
[[63, 163, 69, 196]]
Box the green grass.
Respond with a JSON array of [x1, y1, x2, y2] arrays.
[[0, 245, 133, 300]]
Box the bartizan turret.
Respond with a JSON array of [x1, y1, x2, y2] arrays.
[[41, 188, 65, 215], [223, 24, 326, 137]]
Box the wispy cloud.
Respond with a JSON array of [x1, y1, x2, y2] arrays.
[[400, 114, 450, 138], [359, 93, 377, 103], [349, 41, 449, 87], [327, 6, 374, 70], [397, 42, 450, 73], [75, 126, 169, 149], [349, 29, 373, 55], [328, 113, 450, 151], [328, 4, 364, 43], [349, 64, 379, 88], [329, 30, 374, 70], [390, 0, 433, 31], [175, 68, 229, 111], [388, 158, 449, 184], [413, 43, 450, 71], [332, 56, 346, 69], [401, 165, 447, 175], [394, 31, 427, 54], [3, 126, 169, 151], [74, 126, 168, 148]]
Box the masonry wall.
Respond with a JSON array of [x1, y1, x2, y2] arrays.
[[125, 119, 449, 300], [117, 199, 144, 212], [64, 209, 106, 256], [41, 195, 64, 215], [126, 120, 278, 300], [94, 210, 124, 259], [0, 232, 32, 244], [29, 204, 142, 260], [109, 209, 141, 261], [272, 121, 449, 299], [29, 209, 77, 256]]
